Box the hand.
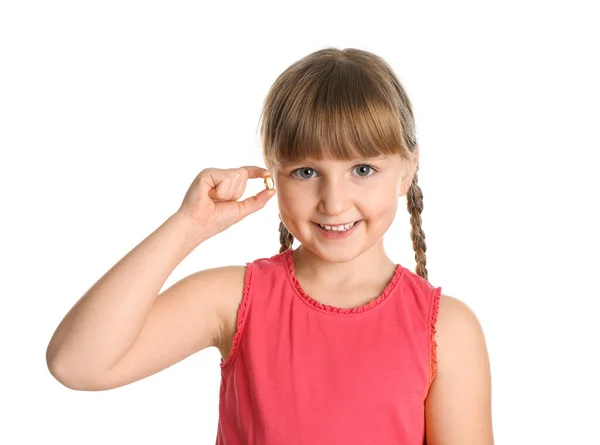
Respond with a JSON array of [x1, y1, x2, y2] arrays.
[[177, 166, 276, 239]]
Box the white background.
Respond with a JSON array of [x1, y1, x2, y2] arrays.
[[2, 1, 599, 443]]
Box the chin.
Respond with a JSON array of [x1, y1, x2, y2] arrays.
[[303, 241, 370, 264]]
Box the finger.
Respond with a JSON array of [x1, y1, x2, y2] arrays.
[[236, 188, 276, 218], [225, 174, 242, 199], [207, 176, 236, 201], [233, 177, 246, 199], [238, 166, 271, 179], [198, 169, 226, 197]]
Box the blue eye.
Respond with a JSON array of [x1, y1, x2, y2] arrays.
[[292, 164, 377, 180], [292, 167, 317, 179], [354, 165, 376, 177]]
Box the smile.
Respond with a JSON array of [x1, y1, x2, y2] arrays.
[[313, 220, 361, 238], [317, 221, 357, 232]]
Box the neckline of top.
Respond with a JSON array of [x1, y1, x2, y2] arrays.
[[280, 247, 405, 315]]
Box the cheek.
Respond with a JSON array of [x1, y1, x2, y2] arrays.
[[276, 186, 306, 217], [361, 187, 398, 214], [364, 202, 396, 221]]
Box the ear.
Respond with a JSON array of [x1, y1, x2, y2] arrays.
[[399, 144, 419, 196]]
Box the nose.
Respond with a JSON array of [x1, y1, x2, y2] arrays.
[[317, 178, 352, 216]]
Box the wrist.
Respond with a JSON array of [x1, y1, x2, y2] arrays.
[[170, 210, 212, 246]]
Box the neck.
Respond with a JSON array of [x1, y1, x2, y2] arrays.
[[291, 241, 395, 288]]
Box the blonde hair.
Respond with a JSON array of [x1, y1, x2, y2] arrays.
[[258, 47, 428, 280]]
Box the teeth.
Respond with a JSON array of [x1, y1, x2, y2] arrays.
[[318, 222, 356, 232]]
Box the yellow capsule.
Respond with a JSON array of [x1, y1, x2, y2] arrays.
[[264, 176, 274, 190]]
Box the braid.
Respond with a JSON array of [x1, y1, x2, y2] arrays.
[[406, 166, 428, 281], [279, 216, 294, 253]]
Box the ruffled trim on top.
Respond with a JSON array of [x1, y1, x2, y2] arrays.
[[282, 248, 404, 315], [429, 286, 442, 386], [220, 262, 254, 372]]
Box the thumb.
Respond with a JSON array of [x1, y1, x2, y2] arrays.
[[236, 188, 276, 219]]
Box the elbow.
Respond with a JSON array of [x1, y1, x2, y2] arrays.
[[46, 353, 110, 392], [47, 359, 85, 391]]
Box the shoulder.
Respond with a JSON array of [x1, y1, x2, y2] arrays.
[[435, 293, 483, 340], [425, 293, 494, 444], [432, 294, 488, 369], [432, 294, 490, 382], [214, 253, 286, 321], [209, 264, 249, 323], [185, 265, 247, 354]]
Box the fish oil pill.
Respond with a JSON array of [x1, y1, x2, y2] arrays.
[[264, 176, 274, 190]]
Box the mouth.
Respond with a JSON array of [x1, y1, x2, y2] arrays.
[[313, 220, 361, 238]]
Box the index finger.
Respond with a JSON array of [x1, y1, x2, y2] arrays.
[[238, 166, 271, 179]]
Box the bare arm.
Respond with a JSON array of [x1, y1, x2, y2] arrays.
[[46, 165, 275, 391], [45, 211, 210, 388], [425, 294, 494, 444]]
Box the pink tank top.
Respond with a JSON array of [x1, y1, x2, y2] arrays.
[[216, 247, 442, 445]]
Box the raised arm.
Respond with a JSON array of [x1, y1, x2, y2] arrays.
[[46, 166, 275, 390]]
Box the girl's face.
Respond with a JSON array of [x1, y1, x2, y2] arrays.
[[271, 153, 415, 262]]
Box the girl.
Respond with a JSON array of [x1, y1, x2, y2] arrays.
[[46, 47, 494, 444]]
